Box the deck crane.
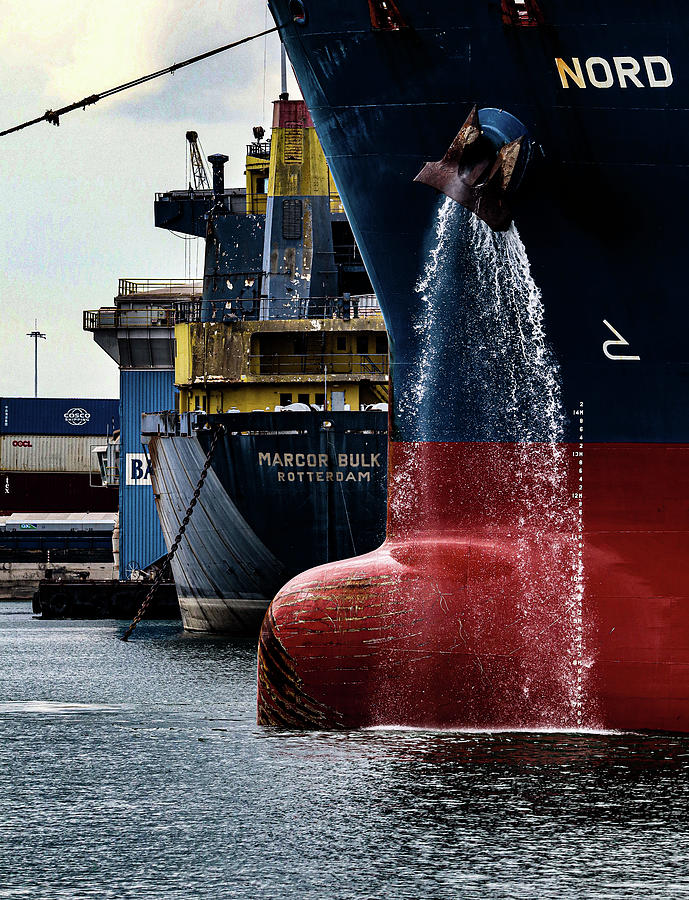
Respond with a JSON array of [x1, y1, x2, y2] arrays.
[[185, 130, 211, 191]]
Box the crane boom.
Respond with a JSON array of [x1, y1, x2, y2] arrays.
[[185, 130, 211, 191]]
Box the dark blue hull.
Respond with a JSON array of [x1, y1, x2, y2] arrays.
[[198, 412, 387, 577]]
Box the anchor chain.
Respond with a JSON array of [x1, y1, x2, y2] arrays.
[[120, 424, 225, 642]]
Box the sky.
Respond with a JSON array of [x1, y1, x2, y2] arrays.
[[0, 0, 299, 399]]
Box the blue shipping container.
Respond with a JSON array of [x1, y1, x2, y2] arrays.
[[0, 398, 119, 436], [119, 371, 176, 579]]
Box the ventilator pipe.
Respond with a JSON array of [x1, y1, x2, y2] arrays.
[[208, 153, 229, 198]]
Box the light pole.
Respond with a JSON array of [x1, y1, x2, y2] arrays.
[[26, 320, 46, 398]]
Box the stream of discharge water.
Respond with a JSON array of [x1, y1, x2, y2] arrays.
[[396, 199, 588, 727]]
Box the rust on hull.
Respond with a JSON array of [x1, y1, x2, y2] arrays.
[[414, 106, 526, 232], [257, 608, 346, 729]]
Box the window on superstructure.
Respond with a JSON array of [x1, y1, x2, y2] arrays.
[[356, 336, 368, 355], [280, 393, 293, 406], [282, 199, 303, 240], [336, 336, 347, 351], [298, 393, 310, 405]]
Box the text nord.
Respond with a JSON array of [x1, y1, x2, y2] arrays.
[[556, 56, 673, 89]]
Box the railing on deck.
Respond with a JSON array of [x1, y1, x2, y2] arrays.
[[246, 141, 271, 159], [249, 352, 389, 377], [84, 292, 383, 331], [155, 190, 213, 201], [177, 293, 382, 323], [173, 300, 204, 324], [83, 307, 177, 331], [310, 294, 380, 319], [117, 278, 203, 297], [181, 299, 261, 321]]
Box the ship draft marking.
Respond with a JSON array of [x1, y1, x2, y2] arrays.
[[602, 320, 640, 362], [555, 56, 673, 89]]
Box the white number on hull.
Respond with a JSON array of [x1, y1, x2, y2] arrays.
[[602, 320, 640, 361]]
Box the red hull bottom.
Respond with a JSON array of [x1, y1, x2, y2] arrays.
[[257, 442, 689, 732]]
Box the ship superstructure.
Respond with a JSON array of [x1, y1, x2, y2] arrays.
[[174, 307, 387, 416], [257, 0, 689, 732], [155, 97, 387, 416]]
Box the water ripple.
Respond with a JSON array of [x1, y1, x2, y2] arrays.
[[1, 602, 688, 898]]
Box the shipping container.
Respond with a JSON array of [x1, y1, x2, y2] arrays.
[[0, 435, 106, 473], [119, 370, 176, 578], [0, 472, 118, 514], [0, 398, 119, 436], [0, 512, 116, 532], [0, 513, 115, 558]]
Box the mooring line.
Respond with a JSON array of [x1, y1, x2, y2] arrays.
[[1, 25, 283, 138]]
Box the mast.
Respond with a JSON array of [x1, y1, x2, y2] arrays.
[[26, 319, 46, 398], [280, 43, 288, 99]]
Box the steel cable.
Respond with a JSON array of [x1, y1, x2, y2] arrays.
[[1, 25, 282, 138]]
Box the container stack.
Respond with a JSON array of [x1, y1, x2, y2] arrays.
[[0, 398, 119, 514]]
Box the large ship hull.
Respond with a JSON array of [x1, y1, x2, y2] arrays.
[[257, 2, 689, 730], [145, 411, 387, 633]]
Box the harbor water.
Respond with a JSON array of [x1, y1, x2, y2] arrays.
[[1, 601, 688, 899]]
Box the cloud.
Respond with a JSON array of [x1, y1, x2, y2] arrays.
[[0, 0, 280, 112], [0, 0, 304, 397]]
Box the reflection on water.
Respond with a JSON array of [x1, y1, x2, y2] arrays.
[[0, 702, 124, 713], [1, 602, 688, 899]]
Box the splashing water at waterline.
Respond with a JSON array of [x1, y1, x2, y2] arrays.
[[395, 197, 589, 727]]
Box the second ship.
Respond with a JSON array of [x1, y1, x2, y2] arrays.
[[142, 91, 389, 632]]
